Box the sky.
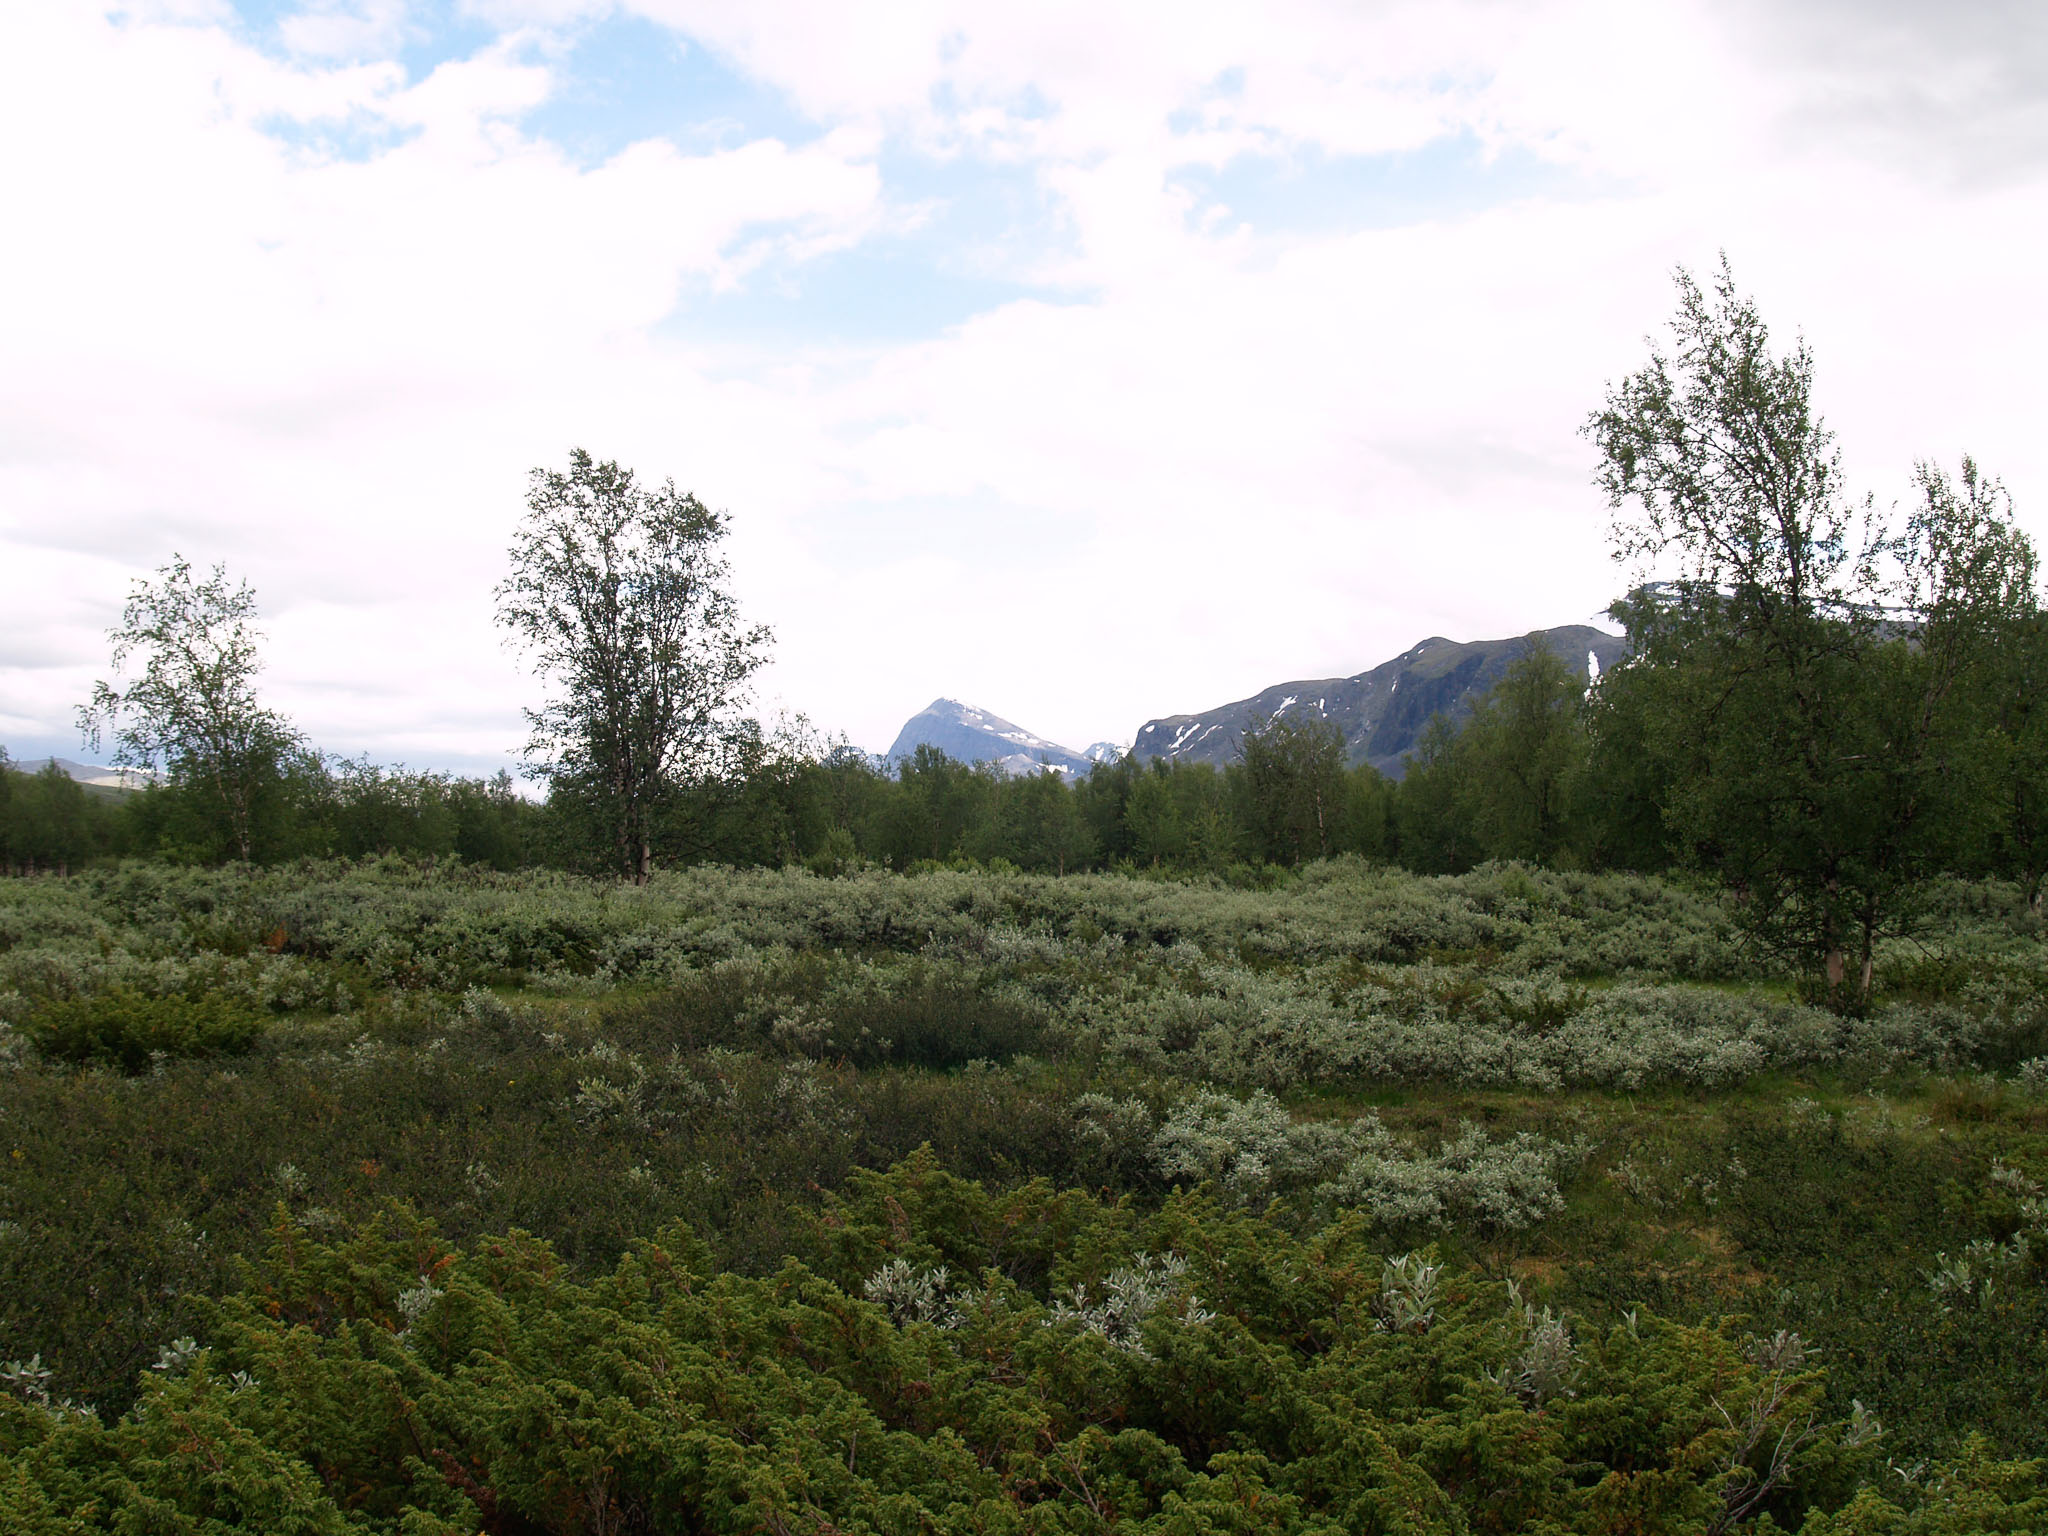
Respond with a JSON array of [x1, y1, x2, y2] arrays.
[[3, 0, 2046, 774]]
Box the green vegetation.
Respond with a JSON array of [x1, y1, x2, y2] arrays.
[[78, 555, 305, 866], [497, 449, 772, 884], [0, 859, 2045, 1530], [25, 986, 268, 1073], [2, 265, 2045, 1528], [1587, 260, 2042, 1006]]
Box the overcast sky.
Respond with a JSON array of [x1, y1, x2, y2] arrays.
[[3, 0, 2045, 771]]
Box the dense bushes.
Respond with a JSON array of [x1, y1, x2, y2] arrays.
[[25, 987, 267, 1071], [0, 1167, 2041, 1534], [605, 952, 1055, 1069], [1130, 1086, 1587, 1227], [2, 857, 1760, 1011], [0, 859, 2045, 1524], [8, 859, 2037, 1097]]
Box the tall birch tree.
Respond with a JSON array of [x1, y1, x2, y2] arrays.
[[497, 450, 771, 882], [1588, 259, 2036, 1005]]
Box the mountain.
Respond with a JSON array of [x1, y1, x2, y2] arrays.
[[1083, 742, 1127, 765], [885, 700, 1095, 779], [8, 756, 155, 790], [1131, 624, 1630, 779]]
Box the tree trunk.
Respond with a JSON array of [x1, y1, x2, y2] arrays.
[[1857, 910, 1878, 1006], [1822, 878, 1845, 1003], [613, 761, 637, 882]]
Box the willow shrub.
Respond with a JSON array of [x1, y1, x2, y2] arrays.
[[3, 857, 2047, 1505]]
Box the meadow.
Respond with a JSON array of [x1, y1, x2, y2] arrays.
[[0, 857, 2044, 1532]]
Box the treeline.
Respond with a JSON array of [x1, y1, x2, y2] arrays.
[[0, 711, 1445, 880], [8, 604, 2045, 900], [13, 262, 2048, 1008], [0, 668, 1593, 880], [0, 685, 1684, 882], [0, 748, 538, 874]]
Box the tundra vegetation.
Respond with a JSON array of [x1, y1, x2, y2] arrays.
[[0, 859, 2045, 1531], [1, 264, 2045, 1528]]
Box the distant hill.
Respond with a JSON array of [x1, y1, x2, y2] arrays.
[[885, 700, 1095, 779], [7, 756, 155, 791], [1131, 625, 1629, 779]]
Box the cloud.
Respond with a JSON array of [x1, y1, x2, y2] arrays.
[[0, 0, 2043, 769], [277, 0, 417, 60], [1728, 0, 2048, 186]]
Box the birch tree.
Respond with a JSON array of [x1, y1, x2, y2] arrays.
[[1588, 259, 2036, 1004], [77, 556, 298, 862], [497, 450, 771, 882]]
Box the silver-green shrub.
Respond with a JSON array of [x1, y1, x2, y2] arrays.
[[1048, 1253, 1215, 1358], [864, 1259, 968, 1330], [1488, 1304, 1579, 1405], [1316, 1120, 1585, 1233], [1146, 1089, 1583, 1232]]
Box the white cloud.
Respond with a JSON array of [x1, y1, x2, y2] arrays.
[[1, 0, 2044, 769], [278, 0, 417, 60]]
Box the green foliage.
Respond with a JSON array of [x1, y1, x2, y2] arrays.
[[1123, 760, 1241, 871], [0, 746, 546, 874], [317, 759, 538, 868], [0, 858, 2043, 1523], [1144, 1087, 1585, 1228], [872, 743, 999, 866], [1587, 260, 2043, 1005], [1574, 653, 1677, 872], [0, 761, 124, 875], [77, 555, 304, 864], [1453, 643, 1589, 865], [1235, 713, 1349, 866], [496, 448, 773, 883], [8, 1180, 2025, 1535], [26, 986, 268, 1072], [1394, 715, 1484, 874], [1794, 1441, 2047, 1534], [969, 768, 1098, 874], [1393, 644, 1592, 872], [606, 951, 1055, 1069]]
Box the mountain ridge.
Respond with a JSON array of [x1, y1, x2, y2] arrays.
[[1131, 624, 1629, 778], [881, 624, 1630, 782], [7, 756, 155, 791], [884, 700, 1095, 779]]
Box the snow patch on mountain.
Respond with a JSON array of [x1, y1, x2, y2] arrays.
[[884, 699, 1095, 779], [1130, 624, 1630, 780]]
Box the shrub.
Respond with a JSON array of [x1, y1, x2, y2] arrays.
[[1147, 1087, 1585, 1231], [606, 952, 1054, 1069], [27, 987, 267, 1072], [2, 856, 2046, 1477], [0, 1177, 1954, 1535]]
